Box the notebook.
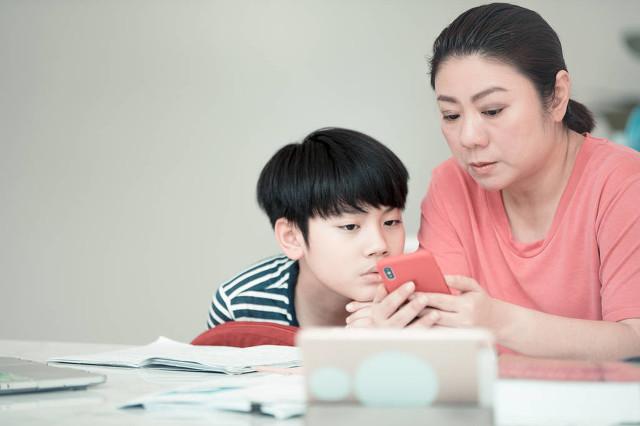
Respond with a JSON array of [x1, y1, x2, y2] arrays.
[[0, 357, 106, 395]]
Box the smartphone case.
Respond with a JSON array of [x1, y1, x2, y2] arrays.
[[377, 250, 450, 294]]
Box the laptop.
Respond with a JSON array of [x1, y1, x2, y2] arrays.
[[297, 327, 496, 407], [0, 357, 106, 395]]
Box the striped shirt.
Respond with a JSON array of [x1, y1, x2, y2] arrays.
[[207, 255, 300, 328]]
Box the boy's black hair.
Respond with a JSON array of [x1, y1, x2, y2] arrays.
[[257, 127, 409, 244]]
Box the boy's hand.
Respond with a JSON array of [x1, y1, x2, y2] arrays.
[[345, 282, 439, 328]]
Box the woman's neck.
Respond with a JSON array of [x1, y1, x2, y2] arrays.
[[501, 129, 584, 243], [294, 259, 350, 327]]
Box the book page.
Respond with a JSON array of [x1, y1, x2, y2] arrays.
[[48, 336, 301, 373]]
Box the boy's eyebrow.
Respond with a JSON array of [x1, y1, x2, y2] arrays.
[[436, 86, 507, 104], [339, 205, 367, 215], [338, 205, 398, 215]]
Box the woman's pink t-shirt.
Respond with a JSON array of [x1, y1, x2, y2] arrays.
[[419, 135, 640, 322]]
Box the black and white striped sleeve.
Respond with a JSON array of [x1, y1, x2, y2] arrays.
[[207, 285, 234, 329]]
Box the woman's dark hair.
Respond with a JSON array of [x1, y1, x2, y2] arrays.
[[429, 2, 594, 134], [257, 127, 408, 244]]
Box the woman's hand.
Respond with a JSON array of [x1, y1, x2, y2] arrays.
[[419, 275, 506, 333], [345, 281, 440, 328]]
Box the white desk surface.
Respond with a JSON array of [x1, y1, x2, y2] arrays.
[[0, 339, 301, 426], [1, 339, 638, 426]]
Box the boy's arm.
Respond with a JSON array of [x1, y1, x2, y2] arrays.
[[207, 286, 235, 329]]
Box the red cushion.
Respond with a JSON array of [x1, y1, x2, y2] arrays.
[[191, 321, 299, 347]]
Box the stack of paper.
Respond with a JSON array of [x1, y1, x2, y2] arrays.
[[121, 374, 306, 419], [48, 336, 301, 374]]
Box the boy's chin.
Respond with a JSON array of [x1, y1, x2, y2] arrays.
[[350, 289, 377, 303]]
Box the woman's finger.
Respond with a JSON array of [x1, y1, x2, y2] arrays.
[[415, 307, 439, 318], [409, 309, 440, 328], [423, 292, 460, 312], [444, 275, 482, 293], [426, 310, 460, 327]]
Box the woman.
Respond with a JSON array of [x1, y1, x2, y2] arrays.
[[346, 3, 640, 360]]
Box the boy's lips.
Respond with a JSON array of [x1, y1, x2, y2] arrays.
[[364, 266, 378, 274], [362, 267, 382, 283]]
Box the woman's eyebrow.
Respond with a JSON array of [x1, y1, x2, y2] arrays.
[[471, 86, 507, 102], [437, 86, 508, 104]]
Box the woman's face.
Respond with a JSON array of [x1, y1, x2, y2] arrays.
[[434, 54, 557, 192]]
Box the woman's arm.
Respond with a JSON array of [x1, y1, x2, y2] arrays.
[[501, 303, 640, 360], [426, 275, 640, 360]]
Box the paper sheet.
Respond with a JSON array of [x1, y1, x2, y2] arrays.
[[121, 373, 306, 419]]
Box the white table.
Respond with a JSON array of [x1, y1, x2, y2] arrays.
[[1, 339, 638, 426], [0, 339, 304, 426]]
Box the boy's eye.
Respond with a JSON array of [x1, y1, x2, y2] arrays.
[[339, 224, 359, 231], [384, 219, 402, 227], [483, 108, 503, 117]]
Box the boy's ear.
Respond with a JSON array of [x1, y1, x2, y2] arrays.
[[550, 69, 571, 123], [274, 218, 306, 260]]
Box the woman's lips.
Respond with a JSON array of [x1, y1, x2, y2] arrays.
[[469, 161, 497, 174]]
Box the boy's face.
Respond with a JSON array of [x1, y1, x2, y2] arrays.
[[300, 205, 405, 302]]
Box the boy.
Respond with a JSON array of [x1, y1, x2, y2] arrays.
[[207, 127, 409, 328]]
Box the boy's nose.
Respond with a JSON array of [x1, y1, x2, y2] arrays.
[[365, 229, 389, 257]]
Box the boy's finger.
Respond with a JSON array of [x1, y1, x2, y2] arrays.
[[345, 307, 371, 324], [373, 283, 388, 303], [386, 292, 429, 327], [345, 301, 371, 312], [377, 281, 415, 319], [346, 317, 372, 328]]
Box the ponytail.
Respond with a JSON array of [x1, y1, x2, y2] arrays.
[[563, 99, 595, 134]]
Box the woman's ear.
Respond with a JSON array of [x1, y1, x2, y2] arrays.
[[274, 218, 306, 260], [551, 70, 571, 123]]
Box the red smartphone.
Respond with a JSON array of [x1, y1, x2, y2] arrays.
[[376, 250, 450, 294]]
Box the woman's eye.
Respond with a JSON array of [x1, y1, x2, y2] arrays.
[[384, 219, 402, 227], [443, 113, 460, 121], [339, 224, 359, 231], [483, 108, 503, 117]]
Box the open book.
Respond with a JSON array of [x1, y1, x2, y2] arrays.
[[48, 336, 301, 374]]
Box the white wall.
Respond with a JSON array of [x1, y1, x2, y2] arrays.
[[1, 0, 639, 344]]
